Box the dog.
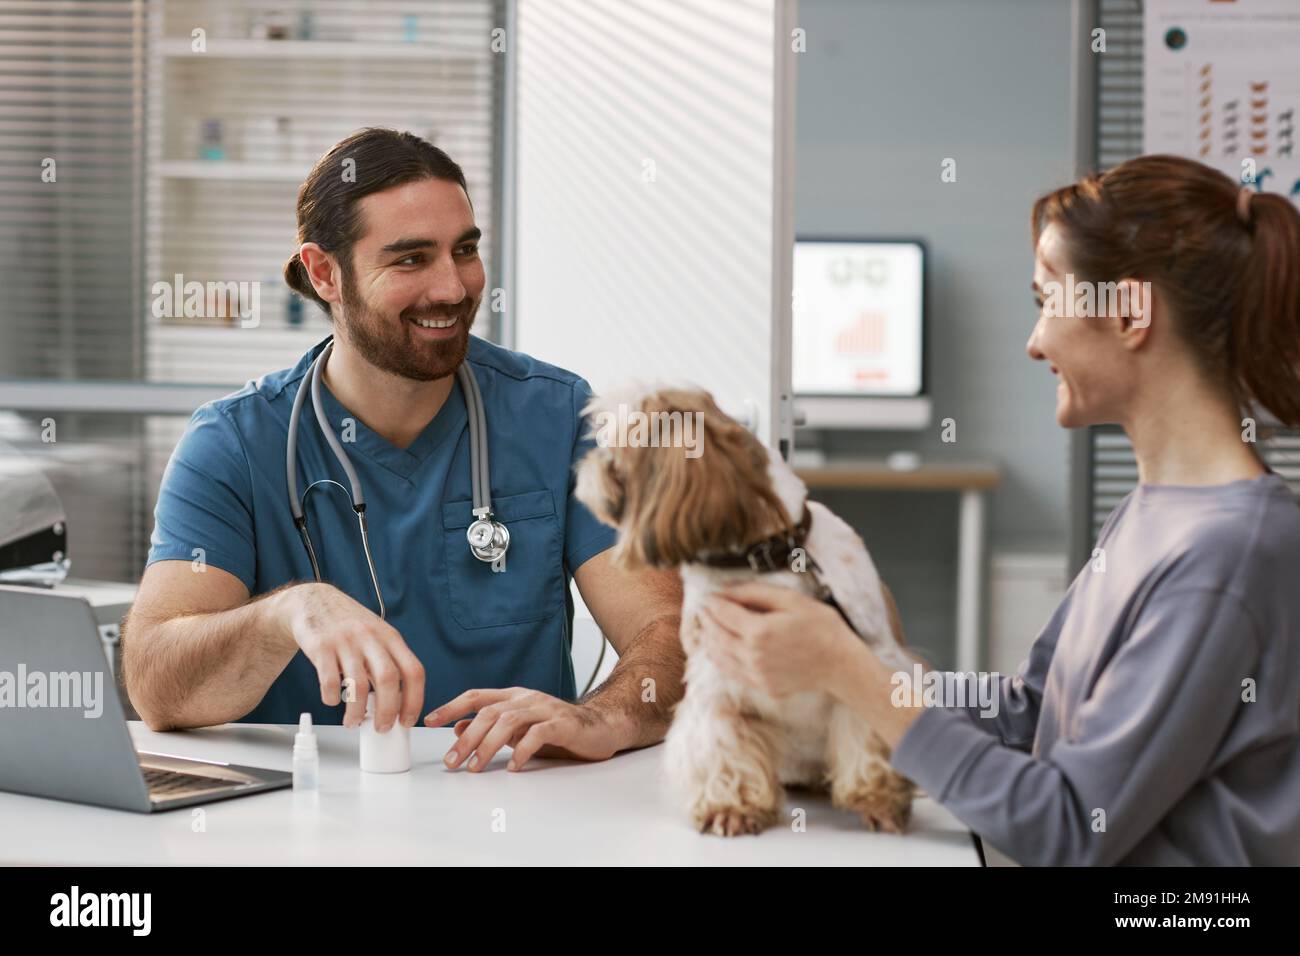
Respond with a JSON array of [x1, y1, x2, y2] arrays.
[[575, 385, 916, 836]]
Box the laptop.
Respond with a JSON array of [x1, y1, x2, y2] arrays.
[[0, 584, 292, 812]]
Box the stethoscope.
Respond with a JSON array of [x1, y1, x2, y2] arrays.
[[285, 341, 510, 620]]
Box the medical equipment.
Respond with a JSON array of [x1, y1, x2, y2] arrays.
[[285, 341, 509, 619]]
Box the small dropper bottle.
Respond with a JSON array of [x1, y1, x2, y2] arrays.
[[293, 712, 319, 791]]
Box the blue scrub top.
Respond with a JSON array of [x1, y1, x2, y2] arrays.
[[147, 334, 617, 725]]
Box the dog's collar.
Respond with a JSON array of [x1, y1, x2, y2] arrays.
[[695, 505, 858, 633], [696, 506, 814, 573]]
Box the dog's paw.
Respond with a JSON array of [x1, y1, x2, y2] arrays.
[[696, 805, 777, 837], [853, 797, 912, 834], [833, 776, 914, 834]]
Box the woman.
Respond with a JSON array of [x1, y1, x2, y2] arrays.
[[699, 155, 1300, 866]]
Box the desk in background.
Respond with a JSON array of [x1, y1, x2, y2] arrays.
[[796, 459, 1001, 673], [1, 722, 980, 866]]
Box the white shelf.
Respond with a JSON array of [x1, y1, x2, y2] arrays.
[[154, 38, 478, 60], [145, 0, 498, 392], [146, 323, 324, 388], [157, 160, 306, 182]]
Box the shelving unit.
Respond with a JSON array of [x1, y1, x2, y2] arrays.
[[156, 160, 306, 182], [144, 0, 502, 385], [153, 37, 483, 59], [141, 0, 504, 522]]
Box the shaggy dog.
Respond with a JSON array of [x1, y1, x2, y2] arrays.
[[575, 386, 915, 837]]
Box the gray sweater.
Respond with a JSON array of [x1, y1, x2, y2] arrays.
[[891, 472, 1300, 866]]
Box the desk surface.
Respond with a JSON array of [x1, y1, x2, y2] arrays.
[[1, 722, 979, 866], [796, 459, 1001, 491]]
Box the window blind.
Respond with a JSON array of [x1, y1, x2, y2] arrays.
[[0, 0, 146, 380]]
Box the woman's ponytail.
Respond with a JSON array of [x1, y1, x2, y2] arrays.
[[1237, 191, 1300, 425]]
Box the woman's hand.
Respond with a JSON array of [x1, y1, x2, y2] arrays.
[[699, 581, 925, 748], [698, 582, 862, 698]]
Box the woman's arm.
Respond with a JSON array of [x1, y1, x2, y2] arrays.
[[702, 581, 1060, 751], [702, 581, 1261, 866], [885, 587, 1260, 864], [946, 600, 1069, 752]]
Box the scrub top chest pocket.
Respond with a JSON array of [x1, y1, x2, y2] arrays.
[[441, 489, 566, 629]]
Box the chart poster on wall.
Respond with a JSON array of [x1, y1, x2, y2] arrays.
[[1144, 0, 1300, 206]]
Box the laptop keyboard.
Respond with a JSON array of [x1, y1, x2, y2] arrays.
[[141, 765, 246, 801]]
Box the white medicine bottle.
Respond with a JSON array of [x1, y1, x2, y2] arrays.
[[359, 692, 412, 773]]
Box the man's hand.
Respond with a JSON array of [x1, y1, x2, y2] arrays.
[[279, 582, 425, 731], [425, 687, 630, 772]]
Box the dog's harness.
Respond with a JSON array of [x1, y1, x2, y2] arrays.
[[695, 506, 856, 631]]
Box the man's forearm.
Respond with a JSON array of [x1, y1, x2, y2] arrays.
[[124, 586, 300, 731], [580, 613, 683, 750]]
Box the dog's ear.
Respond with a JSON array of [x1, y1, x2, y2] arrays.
[[616, 389, 792, 568], [574, 442, 625, 528]]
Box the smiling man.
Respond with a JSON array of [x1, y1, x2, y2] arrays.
[[124, 129, 684, 773]]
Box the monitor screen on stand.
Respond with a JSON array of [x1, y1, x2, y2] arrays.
[[792, 237, 930, 465]]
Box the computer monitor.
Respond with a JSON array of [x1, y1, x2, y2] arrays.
[[792, 238, 930, 430]]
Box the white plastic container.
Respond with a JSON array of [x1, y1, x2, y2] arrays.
[[359, 692, 411, 773], [292, 713, 319, 790]]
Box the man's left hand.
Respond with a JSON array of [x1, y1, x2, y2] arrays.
[[425, 688, 629, 772]]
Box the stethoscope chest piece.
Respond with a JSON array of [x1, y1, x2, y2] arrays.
[[467, 510, 510, 568]]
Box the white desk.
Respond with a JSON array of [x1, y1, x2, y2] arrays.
[[2, 722, 980, 866]]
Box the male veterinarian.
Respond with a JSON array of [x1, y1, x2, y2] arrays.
[[124, 129, 684, 774]]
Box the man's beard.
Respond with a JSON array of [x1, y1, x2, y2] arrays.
[[337, 266, 477, 382]]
